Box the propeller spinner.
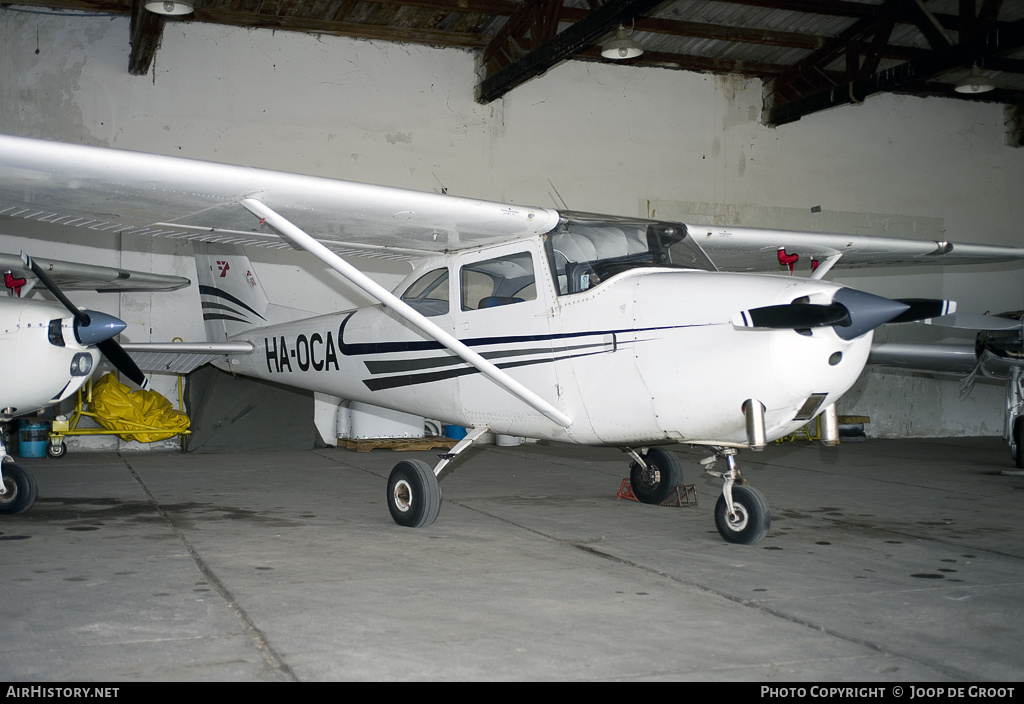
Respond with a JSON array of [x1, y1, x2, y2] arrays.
[[22, 253, 150, 389]]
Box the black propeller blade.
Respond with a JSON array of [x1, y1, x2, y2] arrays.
[[735, 302, 850, 330], [22, 253, 150, 389], [889, 298, 956, 324], [96, 339, 150, 389]]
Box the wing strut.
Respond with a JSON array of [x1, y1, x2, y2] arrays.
[[240, 198, 573, 429]]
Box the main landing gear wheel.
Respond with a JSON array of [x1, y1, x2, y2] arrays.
[[629, 447, 683, 504], [0, 461, 38, 515], [714, 484, 770, 545], [387, 459, 441, 528]]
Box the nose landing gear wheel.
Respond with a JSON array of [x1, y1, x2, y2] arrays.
[[628, 447, 683, 505], [0, 461, 38, 515], [714, 484, 770, 545], [387, 459, 441, 528]]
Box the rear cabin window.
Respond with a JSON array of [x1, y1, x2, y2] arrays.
[[400, 268, 449, 316], [546, 216, 716, 295]]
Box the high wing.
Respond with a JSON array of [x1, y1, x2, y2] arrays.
[[0, 252, 190, 294], [0, 134, 560, 261], [3, 135, 1022, 274], [690, 225, 1024, 276]]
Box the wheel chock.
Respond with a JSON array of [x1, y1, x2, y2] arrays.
[[617, 479, 638, 501], [616, 479, 698, 507], [662, 484, 698, 507]]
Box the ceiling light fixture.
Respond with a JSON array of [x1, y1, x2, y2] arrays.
[[145, 1, 194, 15], [601, 25, 643, 60], [955, 65, 995, 94]]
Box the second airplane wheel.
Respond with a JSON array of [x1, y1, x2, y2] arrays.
[[0, 461, 38, 515], [629, 447, 683, 504], [387, 459, 441, 528]]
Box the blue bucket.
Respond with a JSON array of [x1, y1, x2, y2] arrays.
[[443, 425, 467, 440], [18, 420, 49, 458]]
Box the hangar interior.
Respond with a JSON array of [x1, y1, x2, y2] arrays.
[[1, 1, 1023, 445], [3, 1, 1024, 684]]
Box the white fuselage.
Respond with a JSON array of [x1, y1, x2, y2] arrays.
[[216, 236, 871, 448], [0, 298, 100, 421]]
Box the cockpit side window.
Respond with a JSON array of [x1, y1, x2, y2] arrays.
[[460, 252, 536, 311], [400, 268, 450, 316], [546, 217, 716, 295]]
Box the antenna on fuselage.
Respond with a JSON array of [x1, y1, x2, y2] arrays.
[[548, 180, 569, 210]]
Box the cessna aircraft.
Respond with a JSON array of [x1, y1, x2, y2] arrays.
[[870, 312, 1024, 469], [0, 251, 189, 514], [2, 134, 1023, 543]]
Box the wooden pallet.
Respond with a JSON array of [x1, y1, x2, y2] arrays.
[[338, 435, 459, 453]]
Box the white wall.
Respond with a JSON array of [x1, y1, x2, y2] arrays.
[[2, 7, 1022, 440]]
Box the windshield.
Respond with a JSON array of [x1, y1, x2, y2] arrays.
[[545, 213, 716, 295]]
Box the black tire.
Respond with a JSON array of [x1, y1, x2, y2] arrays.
[[629, 447, 683, 504], [46, 441, 67, 459], [1014, 418, 1024, 469], [0, 461, 38, 515], [714, 485, 771, 545], [387, 459, 441, 528]]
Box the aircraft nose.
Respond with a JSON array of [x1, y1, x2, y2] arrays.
[[830, 288, 909, 340], [75, 310, 127, 346]]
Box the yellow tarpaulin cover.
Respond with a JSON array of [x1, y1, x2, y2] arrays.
[[88, 373, 190, 442]]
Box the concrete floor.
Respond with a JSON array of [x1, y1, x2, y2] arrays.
[[1, 436, 1022, 682]]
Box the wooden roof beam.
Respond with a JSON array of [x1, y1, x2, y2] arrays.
[[129, 0, 166, 76], [477, 0, 668, 103]]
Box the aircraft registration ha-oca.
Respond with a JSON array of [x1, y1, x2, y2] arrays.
[[3, 134, 1023, 544]]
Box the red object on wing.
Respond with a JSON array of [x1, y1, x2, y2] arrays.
[[4, 271, 26, 297], [777, 247, 799, 274]]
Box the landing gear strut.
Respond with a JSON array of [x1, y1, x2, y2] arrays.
[[702, 449, 771, 545]]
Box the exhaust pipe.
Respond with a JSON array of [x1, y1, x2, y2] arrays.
[[744, 399, 767, 451], [820, 403, 839, 446]]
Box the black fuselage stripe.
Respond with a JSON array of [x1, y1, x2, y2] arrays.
[[363, 341, 606, 374], [362, 349, 607, 391], [337, 311, 684, 357]]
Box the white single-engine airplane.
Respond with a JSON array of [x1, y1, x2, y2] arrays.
[[0, 251, 189, 513], [2, 134, 1023, 543]]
